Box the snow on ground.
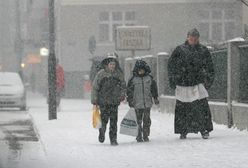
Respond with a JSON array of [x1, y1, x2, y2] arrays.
[[28, 93, 248, 168], [0, 110, 47, 168]]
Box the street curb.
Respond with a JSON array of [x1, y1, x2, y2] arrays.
[[27, 110, 48, 156]]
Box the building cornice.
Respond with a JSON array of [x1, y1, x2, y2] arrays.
[[60, 0, 235, 6]]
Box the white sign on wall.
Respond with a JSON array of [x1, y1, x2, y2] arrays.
[[40, 47, 49, 57], [115, 26, 151, 51]]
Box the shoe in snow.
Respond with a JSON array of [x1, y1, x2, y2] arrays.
[[136, 137, 144, 143], [98, 132, 105, 143], [110, 140, 119, 146], [180, 134, 187, 139], [201, 131, 209, 139], [143, 137, 149, 142]]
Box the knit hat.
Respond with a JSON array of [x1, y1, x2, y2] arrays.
[[187, 28, 200, 37], [102, 53, 117, 66]]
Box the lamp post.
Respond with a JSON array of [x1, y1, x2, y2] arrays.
[[48, 0, 57, 120]]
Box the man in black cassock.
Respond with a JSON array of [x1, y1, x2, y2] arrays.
[[168, 28, 215, 139]]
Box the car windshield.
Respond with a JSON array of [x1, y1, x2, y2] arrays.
[[0, 73, 22, 86]]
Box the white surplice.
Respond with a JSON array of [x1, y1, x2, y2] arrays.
[[175, 83, 209, 102]]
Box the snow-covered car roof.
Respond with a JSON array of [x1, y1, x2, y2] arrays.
[[0, 72, 22, 85]]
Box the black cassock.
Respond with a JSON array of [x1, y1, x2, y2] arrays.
[[168, 41, 215, 134]]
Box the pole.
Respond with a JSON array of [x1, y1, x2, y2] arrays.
[[15, 0, 24, 77], [227, 42, 233, 128], [48, 0, 57, 120]]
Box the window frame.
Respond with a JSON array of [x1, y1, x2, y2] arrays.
[[198, 9, 236, 42], [98, 11, 136, 44]]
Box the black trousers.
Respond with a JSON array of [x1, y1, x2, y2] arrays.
[[99, 105, 118, 142], [135, 108, 151, 139]]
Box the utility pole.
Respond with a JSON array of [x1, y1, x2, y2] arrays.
[[48, 0, 57, 120], [15, 0, 24, 77]]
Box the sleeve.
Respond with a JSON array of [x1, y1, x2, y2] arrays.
[[91, 72, 101, 104], [126, 77, 134, 104], [168, 48, 179, 89], [204, 49, 215, 90], [151, 78, 158, 99], [119, 72, 127, 98]]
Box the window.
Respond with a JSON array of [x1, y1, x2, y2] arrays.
[[212, 23, 222, 41], [212, 10, 222, 20], [198, 9, 236, 42], [99, 24, 109, 42], [98, 11, 136, 43], [112, 12, 122, 21], [199, 22, 209, 41], [112, 24, 122, 42], [224, 10, 235, 20], [99, 12, 109, 21], [225, 22, 235, 40], [125, 11, 135, 21]]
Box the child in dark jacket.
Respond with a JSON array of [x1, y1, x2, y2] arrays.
[[127, 60, 159, 142]]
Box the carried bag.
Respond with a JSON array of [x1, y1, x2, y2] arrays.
[[120, 108, 138, 137], [92, 105, 102, 129]]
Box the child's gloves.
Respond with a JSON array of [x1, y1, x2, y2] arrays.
[[154, 98, 160, 105]]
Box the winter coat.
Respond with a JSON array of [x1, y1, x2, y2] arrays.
[[56, 64, 65, 92], [127, 60, 158, 109], [91, 67, 126, 106], [168, 41, 215, 90]]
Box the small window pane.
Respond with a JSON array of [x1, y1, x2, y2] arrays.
[[125, 11, 135, 21], [225, 10, 235, 20], [198, 10, 209, 20], [99, 12, 109, 21], [199, 23, 210, 41], [212, 23, 223, 41], [225, 22, 235, 40], [99, 24, 109, 42], [212, 10, 222, 20], [113, 12, 122, 21], [112, 24, 122, 41]]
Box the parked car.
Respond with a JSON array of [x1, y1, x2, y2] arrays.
[[0, 72, 26, 110]]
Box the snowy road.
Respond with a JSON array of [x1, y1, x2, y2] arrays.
[[26, 94, 248, 168]]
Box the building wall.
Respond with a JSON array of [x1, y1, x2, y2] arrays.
[[0, 0, 19, 72], [243, 2, 248, 37], [58, 1, 242, 73]]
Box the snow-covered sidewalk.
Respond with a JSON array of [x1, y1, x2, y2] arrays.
[[29, 94, 248, 168]]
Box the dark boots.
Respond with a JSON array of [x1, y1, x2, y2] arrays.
[[180, 133, 187, 139], [201, 131, 210, 139], [110, 140, 119, 146], [98, 128, 105, 143], [179, 131, 210, 139]]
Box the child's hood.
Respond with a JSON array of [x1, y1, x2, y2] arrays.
[[133, 60, 151, 76]]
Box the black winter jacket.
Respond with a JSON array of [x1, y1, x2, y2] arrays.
[[168, 41, 215, 90]]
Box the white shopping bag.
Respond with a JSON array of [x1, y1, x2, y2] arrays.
[[120, 108, 138, 137]]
